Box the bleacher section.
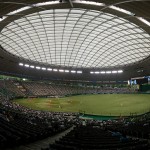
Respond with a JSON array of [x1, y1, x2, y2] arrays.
[[0, 80, 135, 98], [106, 115, 150, 139], [0, 99, 76, 149], [42, 125, 149, 150], [0, 80, 25, 99]]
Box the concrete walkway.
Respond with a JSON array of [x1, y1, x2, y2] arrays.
[[6, 126, 74, 150]]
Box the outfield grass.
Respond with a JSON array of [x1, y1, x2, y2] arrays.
[[13, 94, 150, 116]]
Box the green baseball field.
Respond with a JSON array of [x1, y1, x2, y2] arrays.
[[13, 94, 150, 116]]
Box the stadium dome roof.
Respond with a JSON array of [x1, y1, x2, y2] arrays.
[[1, 8, 150, 68], [0, 0, 150, 81]]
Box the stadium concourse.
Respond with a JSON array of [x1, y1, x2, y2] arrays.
[[0, 0, 150, 150]]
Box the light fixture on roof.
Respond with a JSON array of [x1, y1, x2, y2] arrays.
[[47, 68, 52, 71], [112, 71, 117, 73], [100, 71, 105, 74], [19, 63, 23, 66], [53, 69, 58, 72], [118, 70, 123, 73], [106, 71, 111, 74], [59, 69, 64, 72], [65, 70, 69, 73], [71, 70, 76, 73], [89, 70, 123, 74], [36, 66, 41, 70], [77, 71, 82, 74], [42, 67, 46, 70], [24, 64, 29, 67], [30, 65, 35, 68], [95, 71, 100, 74]]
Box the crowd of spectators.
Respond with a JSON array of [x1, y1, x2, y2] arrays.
[[0, 96, 78, 149], [42, 118, 149, 150], [0, 94, 149, 149], [0, 79, 136, 99], [0, 79, 149, 149]]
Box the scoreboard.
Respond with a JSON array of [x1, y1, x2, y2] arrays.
[[129, 76, 149, 85]]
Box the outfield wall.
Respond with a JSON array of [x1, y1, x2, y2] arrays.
[[140, 84, 150, 93]]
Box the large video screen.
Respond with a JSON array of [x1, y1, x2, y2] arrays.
[[130, 77, 149, 85], [130, 80, 137, 85]]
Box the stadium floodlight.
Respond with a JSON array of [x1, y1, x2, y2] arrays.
[[106, 71, 111, 74], [71, 70, 76, 73], [95, 71, 100, 74], [90, 71, 94, 74], [112, 71, 117, 73], [65, 70, 69, 73], [137, 17, 150, 26], [24, 64, 29, 67], [59, 69, 64, 72], [53, 69, 58, 72], [47, 68, 52, 71], [30, 65, 34, 68], [22, 78, 26, 81], [19, 63, 24, 66], [42, 67, 46, 70], [109, 6, 135, 16], [118, 70, 123, 73], [77, 71, 82, 74], [36, 66, 41, 70], [100, 71, 105, 74]]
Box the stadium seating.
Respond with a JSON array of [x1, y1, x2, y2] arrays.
[[0, 79, 149, 150], [0, 80, 25, 99], [106, 115, 150, 139], [0, 79, 135, 98], [0, 98, 76, 149], [43, 125, 149, 150]]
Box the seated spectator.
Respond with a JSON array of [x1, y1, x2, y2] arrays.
[[112, 131, 122, 137], [120, 133, 129, 143]]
